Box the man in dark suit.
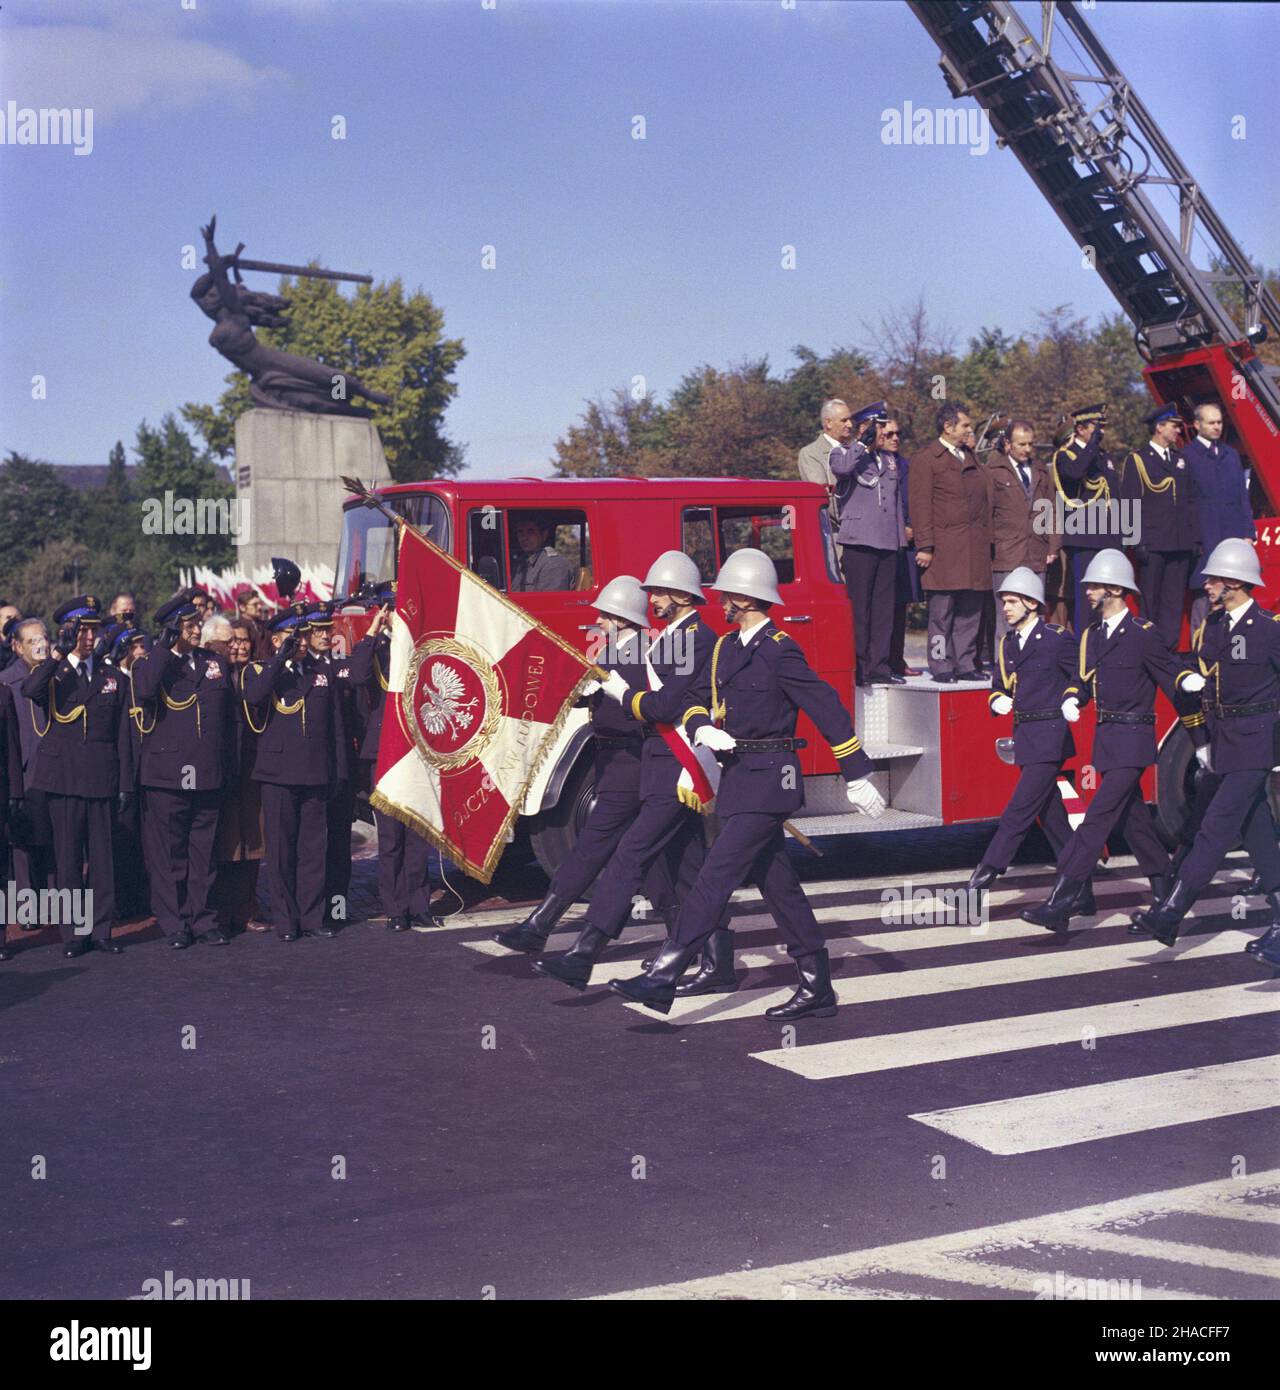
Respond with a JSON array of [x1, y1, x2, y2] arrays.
[[1185, 401, 1254, 633], [1051, 403, 1125, 631], [908, 402, 992, 683], [968, 569, 1079, 897], [130, 595, 237, 948], [1130, 540, 1280, 951], [610, 548, 885, 1018], [986, 421, 1061, 646], [242, 610, 350, 942], [22, 596, 135, 956], [0, 618, 55, 911], [0, 675, 22, 961], [1121, 402, 1199, 648], [1021, 551, 1205, 931]]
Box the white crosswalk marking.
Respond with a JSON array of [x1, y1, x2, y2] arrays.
[[911, 1054, 1280, 1153], [594, 1170, 1280, 1300], [752, 982, 1280, 1079]]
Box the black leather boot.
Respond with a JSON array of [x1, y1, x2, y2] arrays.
[[674, 930, 739, 996], [765, 949, 837, 1021], [1131, 879, 1195, 947], [493, 892, 571, 954], [609, 938, 701, 1015], [1072, 877, 1096, 917], [1021, 874, 1085, 932], [967, 863, 999, 894], [1245, 892, 1280, 962], [531, 925, 611, 991], [641, 906, 681, 970], [1246, 869, 1263, 896], [1128, 874, 1172, 935]]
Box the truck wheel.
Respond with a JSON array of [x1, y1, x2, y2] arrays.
[[528, 756, 597, 889]]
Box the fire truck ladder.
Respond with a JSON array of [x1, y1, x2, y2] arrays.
[[906, 0, 1280, 428]]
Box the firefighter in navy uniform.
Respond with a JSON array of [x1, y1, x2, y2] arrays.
[[1021, 550, 1205, 932], [968, 568, 1082, 899], [130, 595, 237, 949], [1051, 403, 1124, 632], [493, 576, 683, 959], [21, 596, 135, 956], [98, 622, 151, 920], [0, 676, 22, 961], [531, 551, 722, 992], [611, 549, 886, 1018], [348, 582, 436, 933], [1120, 402, 1199, 648], [1129, 540, 1280, 952], [242, 609, 350, 941]]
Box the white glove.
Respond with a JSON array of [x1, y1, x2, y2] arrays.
[[991, 694, 1013, 716], [694, 726, 736, 752], [600, 671, 629, 704], [1196, 745, 1213, 772], [1181, 673, 1206, 693], [1061, 698, 1081, 723], [579, 679, 601, 698], [847, 778, 886, 818]]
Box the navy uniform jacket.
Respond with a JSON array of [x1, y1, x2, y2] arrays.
[[129, 645, 235, 792], [623, 613, 718, 799], [0, 660, 41, 780], [1051, 433, 1125, 550], [988, 619, 1075, 765], [829, 442, 908, 551], [681, 623, 872, 815], [241, 650, 349, 787], [581, 634, 652, 796], [1189, 604, 1280, 774], [1185, 437, 1253, 587], [21, 654, 135, 798], [1063, 615, 1198, 770], [1120, 443, 1198, 552], [347, 633, 392, 763], [0, 683, 22, 832], [324, 648, 362, 779]]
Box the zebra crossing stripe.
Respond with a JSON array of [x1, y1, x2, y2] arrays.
[[749, 982, 1280, 1080], [592, 1169, 1280, 1300], [910, 1054, 1280, 1154]]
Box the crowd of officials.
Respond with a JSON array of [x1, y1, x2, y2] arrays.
[[0, 563, 436, 962]]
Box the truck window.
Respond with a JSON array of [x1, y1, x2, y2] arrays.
[[818, 508, 841, 583], [468, 507, 508, 590], [681, 507, 717, 582], [717, 507, 795, 586], [335, 493, 450, 598], [509, 509, 591, 592]]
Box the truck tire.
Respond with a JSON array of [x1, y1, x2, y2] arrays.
[[528, 754, 598, 889]]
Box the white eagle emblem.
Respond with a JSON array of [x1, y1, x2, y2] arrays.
[[419, 660, 480, 739]]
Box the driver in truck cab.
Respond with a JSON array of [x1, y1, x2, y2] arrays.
[[510, 514, 574, 592]]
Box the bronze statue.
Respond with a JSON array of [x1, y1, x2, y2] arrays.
[[191, 216, 392, 417]]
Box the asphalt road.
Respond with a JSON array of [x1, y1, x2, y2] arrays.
[[2, 825, 1278, 1301]]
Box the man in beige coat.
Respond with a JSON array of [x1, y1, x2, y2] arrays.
[[797, 400, 853, 548], [908, 402, 992, 683]]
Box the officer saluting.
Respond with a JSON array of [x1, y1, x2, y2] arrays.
[[242, 609, 350, 942], [1052, 404, 1123, 631], [1021, 550, 1204, 931], [1130, 540, 1280, 952], [21, 596, 135, 956], [130, 594, 237, 949], [968, 568, 1081, 901], [0, 675, 22, 962], [611, 548, 886, 1019], [348, 582, 435, 933]]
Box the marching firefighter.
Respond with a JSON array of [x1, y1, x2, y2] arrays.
[[130, 595, 237, 948], [242, 609, 350, 942], [1051, 403, 1124, 632], [610, 548, 886, 1019], [348, 582, 436, 932], [1129, 539, 1280, 955], [21, 596, 135, 956], [968, 568, 1082, 900], [531, 551, 722, 993], [1120, 402, 1199, 648], [1021, 549, 1205, 932]]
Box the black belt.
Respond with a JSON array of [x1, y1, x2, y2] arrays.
[[641, 726, 664, 739], [1098, 710, 1155, 726], [1013, 709, 1061, 725], [593, 735, 642, 749], [730, 737, 807, 752], [1205, 700, 1279, 718]]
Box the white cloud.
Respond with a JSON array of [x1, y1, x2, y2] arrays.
[[0, 25, 288, 123]]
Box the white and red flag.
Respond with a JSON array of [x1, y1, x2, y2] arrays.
[[369, 520, 598, 883]]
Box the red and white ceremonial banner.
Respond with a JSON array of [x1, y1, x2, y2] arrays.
[[370, 523, 597, 883]]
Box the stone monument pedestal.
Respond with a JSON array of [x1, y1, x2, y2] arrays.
[[234, 408, 393, 576]]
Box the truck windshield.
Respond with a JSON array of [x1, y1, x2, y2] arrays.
[[335, 492, 452, 598]]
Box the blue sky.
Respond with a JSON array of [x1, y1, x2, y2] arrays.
[[1, 0, 1275, 477]]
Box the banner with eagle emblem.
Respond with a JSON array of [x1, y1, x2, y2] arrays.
[[368, 517, 599, 883]]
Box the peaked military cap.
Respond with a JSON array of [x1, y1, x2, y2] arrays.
[[52, 595, 102, 625], [154, 594, 201, 627], [1070, 403, 1107, 424], [1144, 401, 1182, 427], [853, 400, 890, 424]]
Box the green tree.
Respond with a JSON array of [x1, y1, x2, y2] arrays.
[[182, 272, 467, 482], [0, 453, 78, 575]]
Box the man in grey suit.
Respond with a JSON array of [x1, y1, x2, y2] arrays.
[[0, 617, 56, 906], [797, 399, 853, 544]]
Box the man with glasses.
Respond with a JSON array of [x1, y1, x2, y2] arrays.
[[1185, 402, 1254, 634], [987, 420, 1060, 646]]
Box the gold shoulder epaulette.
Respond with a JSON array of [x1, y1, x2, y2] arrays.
[[770, 628, 792, 644], [1133, 617, 1154, 630]]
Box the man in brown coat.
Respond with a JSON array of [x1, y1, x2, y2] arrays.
[[909, 402, 992, 682], [986, 419, 1061, 644]]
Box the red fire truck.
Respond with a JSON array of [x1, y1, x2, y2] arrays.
[[332, 1, 1280, 880]]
